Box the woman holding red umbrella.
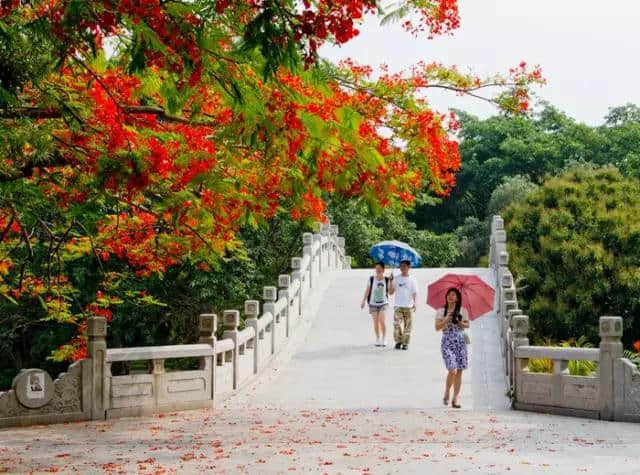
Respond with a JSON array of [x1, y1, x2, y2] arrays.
[[434, 288, 469, 408]]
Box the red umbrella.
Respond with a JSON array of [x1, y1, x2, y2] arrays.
[[427, 274, 495, 320]]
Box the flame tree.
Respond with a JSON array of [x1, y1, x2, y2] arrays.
[[0, 0, 543, 360]]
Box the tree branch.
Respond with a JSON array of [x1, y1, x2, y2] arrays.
[[1, 105, 220, 126]]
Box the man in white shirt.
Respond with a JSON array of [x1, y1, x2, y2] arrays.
[[389, 260, 417, 350]]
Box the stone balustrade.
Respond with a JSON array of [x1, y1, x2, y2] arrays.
[[0, 220, 350, 428], [489, 214, 640, 422]]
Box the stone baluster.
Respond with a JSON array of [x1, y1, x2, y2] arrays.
[[330, 225, 339, 268], [313, 231, 322, 275], [490, 216, 505, 269], [263, 286, 277, 355], [198, 313, 217, 398], [599, 316, 623, 421], [321, 223, 331, 269], [338, 236, 346, 268], [88, 316, 107, 420], [291, 257, 304, 314], [244, 301, 260, 375], [498, 268, 513, 316], [511, 314, 530, 402], [198, 313, 217, 347], [151, 358, 167, 407], [506, 308, 523, 381], [302, 232, 313, 289], [279, 274, 291, 337], [222, 310, 240, 389]]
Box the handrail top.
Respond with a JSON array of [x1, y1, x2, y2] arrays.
[[215, 338, 234, 354], [515, 345, 600, 361], [106, 343, 214, 362]]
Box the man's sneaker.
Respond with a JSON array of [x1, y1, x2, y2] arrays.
[[401, 344, 408, 350], [395, 342, 402, 350]]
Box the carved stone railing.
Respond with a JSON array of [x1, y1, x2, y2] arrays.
[[490, 214, 640, 422], [0, 221, 350, 428]]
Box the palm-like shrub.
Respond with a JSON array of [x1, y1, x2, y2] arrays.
[[527, 336, 597, 376]]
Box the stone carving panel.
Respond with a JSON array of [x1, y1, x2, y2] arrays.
[[0, 360, 84, 418], [624, 365, 640, 416]]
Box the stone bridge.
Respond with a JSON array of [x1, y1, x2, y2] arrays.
[[1, 218, 639, 473]]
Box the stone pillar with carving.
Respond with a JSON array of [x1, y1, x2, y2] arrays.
[[279, 274, 291, 337], [222, 310, 240, 390], [599, 316, 623, 421], [490, 215, 505, 269], [313, 229, 323, 275], [244, 301, 260, 374], [263, 286, 277, 355], [507, 308, 523, 384], [321, 223, 331, 269], [337, 236, 346, 268], [511, 314, 530, 404], [291, 258, 303, 316], [330, 224, 339, 268], [87, 316, 107, 420], [302, 232, 313, 289], [198, 313, 217, 399]]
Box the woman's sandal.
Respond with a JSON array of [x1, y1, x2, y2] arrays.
[[443, 396, 449, 406], [451, 400, 461, 409]]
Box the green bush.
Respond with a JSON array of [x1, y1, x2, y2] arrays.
[[504, 166, 640, 347]]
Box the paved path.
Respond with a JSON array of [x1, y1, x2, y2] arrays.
[[1, 269, 640, 474]]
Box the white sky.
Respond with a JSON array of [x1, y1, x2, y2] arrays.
[[320, 0, 640, 125]]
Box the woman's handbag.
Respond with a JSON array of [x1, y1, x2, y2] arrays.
[[463, 330, 471, 345]]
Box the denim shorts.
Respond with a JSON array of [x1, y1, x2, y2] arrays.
[[369, 304, 388, 315]]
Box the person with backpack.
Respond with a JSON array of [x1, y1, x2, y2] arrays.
[[360, 261, 391, 347]]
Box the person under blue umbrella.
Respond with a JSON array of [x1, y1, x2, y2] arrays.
[[366, 241, 421, 350]]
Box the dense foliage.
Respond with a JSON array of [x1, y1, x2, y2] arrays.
[[504, 167, 640, 347], [329, 199, 459, 268], [415, 105, 640, 234]]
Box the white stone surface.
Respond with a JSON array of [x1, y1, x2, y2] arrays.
[[241, 268, 509, 412]]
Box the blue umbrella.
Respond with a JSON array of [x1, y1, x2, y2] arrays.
[[370, 240, 422, 267]]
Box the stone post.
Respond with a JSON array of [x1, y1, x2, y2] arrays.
[[599, 316, 623, 421], [279, 274, 291, 337], [263, 286, 277, 355], [552, 359, 569, 407], [313, 232, 322, 275], [222, 310, 240, 389], [198, 313, 217, 347], [87, 316, 107, 420], [338, 236, 345, 268], [291, 257, 304, 314], [330, 225, 339, 268], [497, 268, 513, 317], [489, 215, 504, 268], [151, 358, 167, 407], [345, 256, 352, 269], [302, 232, 313, 289], [198, 313, 217, 399], [244, 301, 260, 374], [511, 315, 530, 403], [321, 224, 331, 269]]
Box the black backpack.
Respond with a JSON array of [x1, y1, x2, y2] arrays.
[[366, 275, 390, 303]]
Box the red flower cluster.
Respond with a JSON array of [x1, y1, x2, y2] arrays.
[[402, 0, 460, 38]]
